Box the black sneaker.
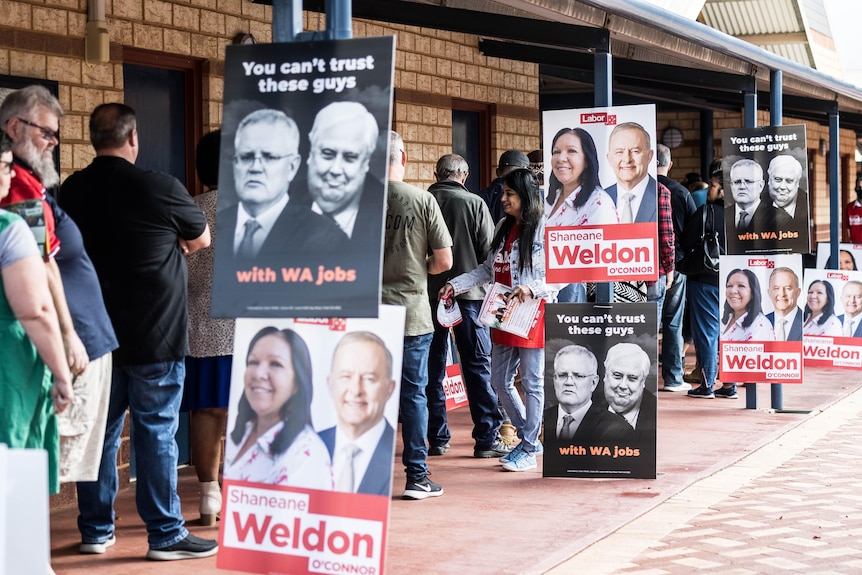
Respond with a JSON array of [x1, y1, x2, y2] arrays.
[[714, 386, 738, 399], [686, 385, 714, 399], [403, 476, 443, 500], [429, 443, 450, 456], [146, 534, 219, 561], [474, 438, 513, 458]]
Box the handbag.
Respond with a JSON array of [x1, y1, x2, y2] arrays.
[[678, 204, 722, 275]]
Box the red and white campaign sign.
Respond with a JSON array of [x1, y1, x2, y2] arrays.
[[219, 481, 387, 575], [803, 336, 862, 368], [545, 223, 658, 283], [720, 340, 802, 383], [443, 364, 468, 411]]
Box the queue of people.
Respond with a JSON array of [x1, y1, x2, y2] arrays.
[[2, 81, 827, 570]]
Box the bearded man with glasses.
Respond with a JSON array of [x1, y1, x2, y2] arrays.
[[218, 108, 345, 261]]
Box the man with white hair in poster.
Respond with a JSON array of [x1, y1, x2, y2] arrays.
[[306, 101, 385, 248], [603, 342, 655, 444], [766, 154, 809, 233]]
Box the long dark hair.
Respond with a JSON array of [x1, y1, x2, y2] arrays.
[[546, 127, 601, 208], [230, 327, 314, 457], [492, 168, 542, 274], [825, 249, 858, 271], [803, 280, 836, 326], [722, 268, 763, 329]]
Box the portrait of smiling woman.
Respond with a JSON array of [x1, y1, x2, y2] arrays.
[[721, 268, 774, 342], [224, 326, 333, 489]]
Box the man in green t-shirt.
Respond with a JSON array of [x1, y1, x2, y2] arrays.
[[382, 131, 452, 500]]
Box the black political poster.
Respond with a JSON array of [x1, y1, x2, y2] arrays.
[[211, 37, 394, 318], [543, 303, 657, 479]]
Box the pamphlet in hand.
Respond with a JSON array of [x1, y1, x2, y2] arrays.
[[4, 199, 47, 259], [478, 282, 542, 338], [437, 296, 462, 328]]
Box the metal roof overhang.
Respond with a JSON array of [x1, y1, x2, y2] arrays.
[[276, 0, 862, 132]]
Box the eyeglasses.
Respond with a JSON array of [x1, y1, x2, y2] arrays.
[[554, 372, 592, 382], [17, 117, 60, 143], [234, 151, 293, 168], [731, 178, 761, 187]]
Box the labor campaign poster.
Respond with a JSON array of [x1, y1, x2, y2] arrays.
[[718, 254, 803, 383], [801, 268, 862, 369], [217, 306, 405, 575], [814, 242, 862, 270], [443, 364, 469, 411], [542, 105, 659, 284], [211, 36, 395, 318], [543, 303, 657, 479], [721, 124, 810, 255]]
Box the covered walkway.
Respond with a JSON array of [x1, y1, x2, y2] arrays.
[[49, 366, 856, 574]]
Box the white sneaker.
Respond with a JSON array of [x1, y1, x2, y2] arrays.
[[79, 534, 116, 554]]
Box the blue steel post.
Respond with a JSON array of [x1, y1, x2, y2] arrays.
[[769, 69, 783, 411], [830, 111, 840, 268], [326, 0, 353, 39], [272, 0, 303, 42], [595, 49, 613, 303], [743, 88, 758, 409]]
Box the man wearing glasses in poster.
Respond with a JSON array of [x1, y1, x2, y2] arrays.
[[219, 108, 345, 261]]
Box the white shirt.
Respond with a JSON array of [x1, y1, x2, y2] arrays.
[[608, 403, 639, 429], [734, 199, 761, 226], [545, 185, 619, 227], [233, 193, 290, 256], [312, 201, 360, 238], [614, 175, 650, 222], [774, 200, 797, 219], [331, 418, 387, 492], [843, 313, 861, 337], [555, 401, 592, 438], [772, 307, 799, 340]]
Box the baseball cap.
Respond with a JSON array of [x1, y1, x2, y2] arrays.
[[498, 150, 530, 169]]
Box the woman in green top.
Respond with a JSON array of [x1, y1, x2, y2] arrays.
[[0, 133, 73, 493]]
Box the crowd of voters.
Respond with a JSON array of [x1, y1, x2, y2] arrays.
[[0, 83, 837, 564]]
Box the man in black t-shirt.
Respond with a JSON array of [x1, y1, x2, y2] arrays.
[[60, 103, 218, 561]]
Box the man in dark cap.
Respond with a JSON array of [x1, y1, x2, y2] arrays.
[[475, 150, 530, 223]]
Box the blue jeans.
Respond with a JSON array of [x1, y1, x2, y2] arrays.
[[400, 333, 433, 481], [646, 275, 666, 320], [556, 283, 586, 303], [688, 279, 720, 390], [490, 344, 544, 453], [427, 299, 501, 450], [661, 272, 687, 387], [77, 361, 188, 548]]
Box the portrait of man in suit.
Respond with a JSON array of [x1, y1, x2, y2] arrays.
[[220, 108, 345, 261], [725, 158, 781, 253], [767, 155, 809, 231], [766, 267, 803, 341], [318, 331, 396, 496], [544, 345, 633, 447], [306, 101, 384, 246], [602, 343, 655, 443], [839, 280, 862, 338], [604, 121, 657, 224]]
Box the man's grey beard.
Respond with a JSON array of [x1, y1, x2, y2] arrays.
[[16, 136, 59, 188]]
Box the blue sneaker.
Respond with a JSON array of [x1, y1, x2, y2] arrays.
[[502, 449, 537, 472], [498, 443, 522, 463], [535, 441, 544, 455]]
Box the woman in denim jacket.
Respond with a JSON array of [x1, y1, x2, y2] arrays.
[[439, 169, 555, 471]]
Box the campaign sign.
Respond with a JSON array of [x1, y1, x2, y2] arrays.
[[218, 306, 405, 575], [543, 303, 658, 479], [721, 124, 809, 255], [443, 363, 469, 411], [801, 268, 862, 369], [718, 254, 803, 383], [814, 242, 862, 271], [542, 105, 660, 284], [211, 36, 395, 318], [545, 223, 658, 283]]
